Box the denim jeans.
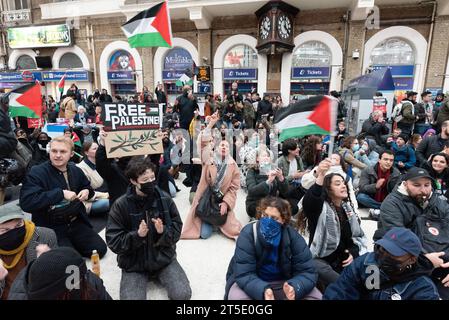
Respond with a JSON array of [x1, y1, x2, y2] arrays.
[[200, 222, 214, 239], [90, 199, 110, 215], [356, 193, 382, 210]]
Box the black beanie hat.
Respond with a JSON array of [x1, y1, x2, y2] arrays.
[[27, 247, 87, 300], [398, 134, 409, 144]]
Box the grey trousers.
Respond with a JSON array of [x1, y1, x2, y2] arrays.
[[120, 259, 192, 300], [313, 258, 340, 289]]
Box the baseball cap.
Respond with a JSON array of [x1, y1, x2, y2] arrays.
[[404, 167, 433, 182], [375, 227, 422, 257], [0, 210, 25, 224]]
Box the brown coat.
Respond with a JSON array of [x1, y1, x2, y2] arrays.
[[59, 97, 77, 120], [181, 159, 242, 240]]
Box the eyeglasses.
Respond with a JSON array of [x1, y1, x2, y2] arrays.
[[0, 219, 24, 235]]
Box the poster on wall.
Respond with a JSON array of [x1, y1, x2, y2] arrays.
[[7, 24, 72, 49], [373, 96, 387, 115], [109, 50, 136, 71], [101, 103, 163, 158]]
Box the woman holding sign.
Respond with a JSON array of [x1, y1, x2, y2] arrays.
[[181, 112, 242, 240]]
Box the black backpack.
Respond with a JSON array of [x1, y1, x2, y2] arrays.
[[412, 209, 449, 254]]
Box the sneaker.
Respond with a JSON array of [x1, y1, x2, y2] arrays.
[[369, 209, 380, 221]]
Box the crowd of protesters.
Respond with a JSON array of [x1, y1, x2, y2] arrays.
[[1, 81, 449, 301]]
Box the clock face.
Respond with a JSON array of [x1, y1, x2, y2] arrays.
[[277, 14, 292, 39], [259, 15, 271, 40]]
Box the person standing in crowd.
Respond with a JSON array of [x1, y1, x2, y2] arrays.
[[155, 82, 167, 107], [433, 91, 445, 129], [421, 152, 449, 200], [59, 91, 77, 121], [243, 93, 256, 129], [182, 113, 242, 240], [391, 134, 416, 172], [176, 85, 198, 130], [19, 136, 107, 258], [397, 91, 418, 137], [0, 211, 57, 300], [106, 157, 191, 300], [256, 94, 273, 123], [301, 136, 323, 170], [324, 227, 439, 300], [374, 167, 449, 299], [76, 142, 110, 216], [245, 146, 289, 219], [8, 247, 111, 300], [299, 159, 368, 290], [225, 197, 320, 300], [416, 120, 449, 166], [415, 91, 434, 136], [99, 89, 113, 103], [162, 104, 179, 129], [227, 82, 243, 105], [356, 150, 400, 220], [436, 93, 449, 131]]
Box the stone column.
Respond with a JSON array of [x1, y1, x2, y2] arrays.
[[425, 15, 449, 89], [343, 21, 366, 88]]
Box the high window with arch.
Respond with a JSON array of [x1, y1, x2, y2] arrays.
[[292, 41, 331, 67], [223, 44, 258, 68], [370, 38, 415, 66], [16, 55, 36, 70], [59, 52, 83, 69]]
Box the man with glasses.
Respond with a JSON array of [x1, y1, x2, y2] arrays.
[[0, 210, 57, 300], [106, 157, 191, 300]]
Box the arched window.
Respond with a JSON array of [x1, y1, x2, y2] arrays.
[[370, 38, 415, 66], [16, 55, 36, 70], [59, 52, 83, 69], [223, 45, 257, 68], [292, 41, 331, 67]]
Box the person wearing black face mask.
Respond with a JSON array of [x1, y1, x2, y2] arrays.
[[106, 157, 191, 300], [29, 133, 51, 168], [324, 227, 439, 300], [0, 211, 57, 300]]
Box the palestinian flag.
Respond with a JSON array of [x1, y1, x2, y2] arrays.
[[175, 74, 193, 87], [274, 95, 337, 142], [8, 82, 43, 119], [71, 132, 82, 148], [121, 1, 173, 48], [58, 74, 66, 94]]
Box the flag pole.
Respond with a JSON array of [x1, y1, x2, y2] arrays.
[[327, 95, 338, 158]]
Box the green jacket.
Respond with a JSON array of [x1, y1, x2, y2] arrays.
[[276, 155, 304, 183], [399, 100, 416, 124]]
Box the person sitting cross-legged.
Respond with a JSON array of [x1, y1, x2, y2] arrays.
[[356, 150, 401, 220]]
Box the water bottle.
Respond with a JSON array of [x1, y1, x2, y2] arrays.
[[91, 250, 100, 277]]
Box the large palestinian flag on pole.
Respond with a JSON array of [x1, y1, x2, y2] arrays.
[[8, 82, 43, 119], [274, 95, 337, 142], [121, 1, 173, 48]]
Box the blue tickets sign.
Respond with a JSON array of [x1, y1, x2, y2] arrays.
[[107, 71, 134, 81], [291, 67, 330, 79], [223, 68, 257, 80]]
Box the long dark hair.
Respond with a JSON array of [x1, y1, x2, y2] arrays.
[[297, 173, 350, 233], [301, 136, 322, 167], [427, 152, 449, 178]]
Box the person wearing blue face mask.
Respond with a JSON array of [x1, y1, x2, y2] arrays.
[[338, 136, 367, 189], [225, 197, 321, 300]]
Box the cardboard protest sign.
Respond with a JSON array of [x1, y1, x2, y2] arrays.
[[373, 96, 387, 116], [27, 118, 44, 129], [101, 103, 163, 158]]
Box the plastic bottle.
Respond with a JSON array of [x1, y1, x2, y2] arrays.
[[91, 250, 100, 277]]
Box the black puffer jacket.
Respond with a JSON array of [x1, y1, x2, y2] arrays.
[[0, 107, 18, 158], [374, 183, 449, 242], [106, 186, 182, 273]]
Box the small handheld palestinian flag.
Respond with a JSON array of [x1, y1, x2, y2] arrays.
[[274, 95, 337, 142], [58, 74, 66, 94], [121, 1, 173, 48], [7, 82, 43, 119]]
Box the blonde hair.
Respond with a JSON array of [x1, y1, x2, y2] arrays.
[[50, 136, 74, 151]]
